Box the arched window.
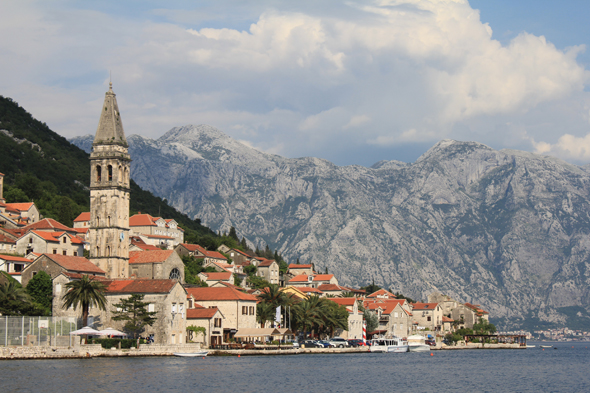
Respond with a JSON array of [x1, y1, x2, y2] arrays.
[[169, 268, 181, 281], [96, 246, 100, 257], [106, 246, 111, 256], [108, 165, 113, 181], [124, 167, 129, 186], [119, 166, 122, 183], [108, 216, 111, 226], [96, 165, 102, 182], [97, 216, 100, 226]]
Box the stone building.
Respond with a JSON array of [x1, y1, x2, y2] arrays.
[[0, 254, 33, 283], [128, 250, 185, 282], [411, 302, 443, 332], [21, 254, 106, 286], [328, 298, 364, 339], [16, 230, 85, 257], [87, 82, 131, 279], [256, 259, 279, 285], [186, 306, 224, 347], [129, 214, 184, 247], [288, 274, 338, 288], [364, 299, 412, 337]]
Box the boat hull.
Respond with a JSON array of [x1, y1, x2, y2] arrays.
[[173, 351, 208, 357], [370, 345, 408, 353], [408, 344, 431, 352]]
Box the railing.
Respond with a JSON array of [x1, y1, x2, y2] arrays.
[[0, 316, 77, 347]]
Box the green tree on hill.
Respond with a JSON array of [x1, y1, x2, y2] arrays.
[[25, 271, 53, 315]]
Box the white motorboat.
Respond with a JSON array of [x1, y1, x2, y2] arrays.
[[173, 351, 209, 357], [406, 334, 431, 352], [369, 336, 408, 353]]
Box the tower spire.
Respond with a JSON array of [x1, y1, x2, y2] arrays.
[[93, 83, 128, 147]]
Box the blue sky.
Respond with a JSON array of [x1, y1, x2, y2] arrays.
[[1, 0, 590, 167]]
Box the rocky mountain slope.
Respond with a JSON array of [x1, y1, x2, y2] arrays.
[[71, 125, 590, 329]]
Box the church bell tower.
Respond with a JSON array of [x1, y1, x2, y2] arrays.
[[88, 82, 131, 279]]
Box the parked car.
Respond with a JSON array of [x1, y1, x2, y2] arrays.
[[317, 340, 333, 348], [426, 339, 436, 347], [329, 337, 349, 348], [301, 340, 323, 348], [347, 339, 366, 347]]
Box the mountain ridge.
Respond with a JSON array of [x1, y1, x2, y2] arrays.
[[70, 124, 590, 330]]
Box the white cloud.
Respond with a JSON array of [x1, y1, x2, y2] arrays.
[[533, 133, 590, 161], [0, 1, 588, 165]]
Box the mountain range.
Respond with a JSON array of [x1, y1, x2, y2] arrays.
[[71, 125, 590, 330]]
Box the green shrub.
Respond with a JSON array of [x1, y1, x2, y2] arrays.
[[91, 338, 142, 349]]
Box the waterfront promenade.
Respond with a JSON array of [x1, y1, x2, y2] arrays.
[[0, 342, 525, 360]]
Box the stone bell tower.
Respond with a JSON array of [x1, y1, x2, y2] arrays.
[[88, 82, 131, 279]]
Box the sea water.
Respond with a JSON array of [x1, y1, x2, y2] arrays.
[[1, 341, 589, 392]]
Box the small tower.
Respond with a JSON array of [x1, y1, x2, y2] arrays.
[[88, 83, 131, 279]]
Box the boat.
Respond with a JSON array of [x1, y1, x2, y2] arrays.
[[406, 334, 431, 352], [369, 336, 408, 353], [540, 345, 553, 349], [526, 345, 536, 348], [173, 351, 209, 357]]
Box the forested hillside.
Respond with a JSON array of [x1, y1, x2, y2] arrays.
[[0, 96, 215, 243]]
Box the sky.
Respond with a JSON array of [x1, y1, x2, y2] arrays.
[[1, 0, 590, 167]]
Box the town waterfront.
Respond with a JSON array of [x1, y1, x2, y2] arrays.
[[2, 342, 589, 392]]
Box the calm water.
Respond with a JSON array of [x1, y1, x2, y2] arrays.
[[1, 342, 589, 392]]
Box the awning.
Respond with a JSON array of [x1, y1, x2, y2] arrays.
[[234, 328, 281, 338]]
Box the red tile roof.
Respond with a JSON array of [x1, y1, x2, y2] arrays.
[[366, 289, 397, 298], [288, 264, 313, 269], [179, 243, 205, 253], [30, 230, 60, 243], [0, 254, 32, 263], [60, 272, 108, 281], [328, 298, 358, 306], [104, 279, 178, 294], [0, 234, 16, 244], [200, 272, 232, 281], [288, 274, 311, 283], [187, 308, 219, 319], [129, 214, 157, 227], [258, 259, 276, 267], [131, 242, 161, 251], [317, 284, 345, 291], [44, 254, 106, 275], [5, 202, 35, 211], [129, 250, 175, 264], [73, 212, 90, 222], [203, 250, 227, 259], [442, 316, 454, 322], [145, 234, 174, 239], [312, 274, 334, 281], [24, 218, 72, 232], [298, 287, 324, 294], [186, 287, 257, 301]]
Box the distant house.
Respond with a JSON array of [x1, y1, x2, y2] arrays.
[[366, 289, 397, 299], [411, 302, 443, 332], [16, 230, 85, 257], [186, 286, 258, 342], [256, 258, 280, 285], [129, 250, 185, 282], [0, 254, 33, 283], [175, 243, 228, 264], [186, 306, 225, 347], [286, 264, 314, 278], [227, 248, 256, 266], [129, 236, 161, 251], [197, 271, 233, 286], [288, 274, 338, 288], [328, 298, 364, 339], [129, 213, 184, 247], [364, 299, 412, 337], [21, 254, 106, 286], [0, 232, 17, 254]]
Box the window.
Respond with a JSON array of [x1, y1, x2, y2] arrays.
[[73, 251, 77, 257], [63, 237, 67, 244], [148, 304, 155, 313], [29, 238, 33, 244], [14, 264, 23, 272], [108, 165, 113, 181], [169, 268, 181, 280], [214, 318, 222, 327], [172, 303, 177, 313], [249, 306, 254, 315], [53, 249, 57, 254], [96, 165, 101, 182], [63, 250, 67, 256], [427, 316, 432, 322], [242, 306, 247, 315]]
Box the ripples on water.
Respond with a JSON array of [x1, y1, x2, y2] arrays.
[[2, 342, 589, 392]]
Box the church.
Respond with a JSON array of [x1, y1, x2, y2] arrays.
[[23, 83, 188, 344]]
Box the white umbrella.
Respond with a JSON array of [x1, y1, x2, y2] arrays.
[[70, 326, 101, 335], [97, 327, 127, 337]]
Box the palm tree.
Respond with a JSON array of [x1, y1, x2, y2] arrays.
[[62, 275, 107, 327], [0, 280, 31, 303], [256, 302, 275, 328], [292, 295, 329, 338], [257, 284, 290, 309]]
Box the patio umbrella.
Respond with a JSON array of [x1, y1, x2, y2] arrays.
[[97, 327, 127, 337], [70, 326, 101, 335]]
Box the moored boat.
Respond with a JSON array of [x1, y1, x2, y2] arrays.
[[369, 336, 408, 353], [406, 334, 431, 352], [173, 351, 209, 357]]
